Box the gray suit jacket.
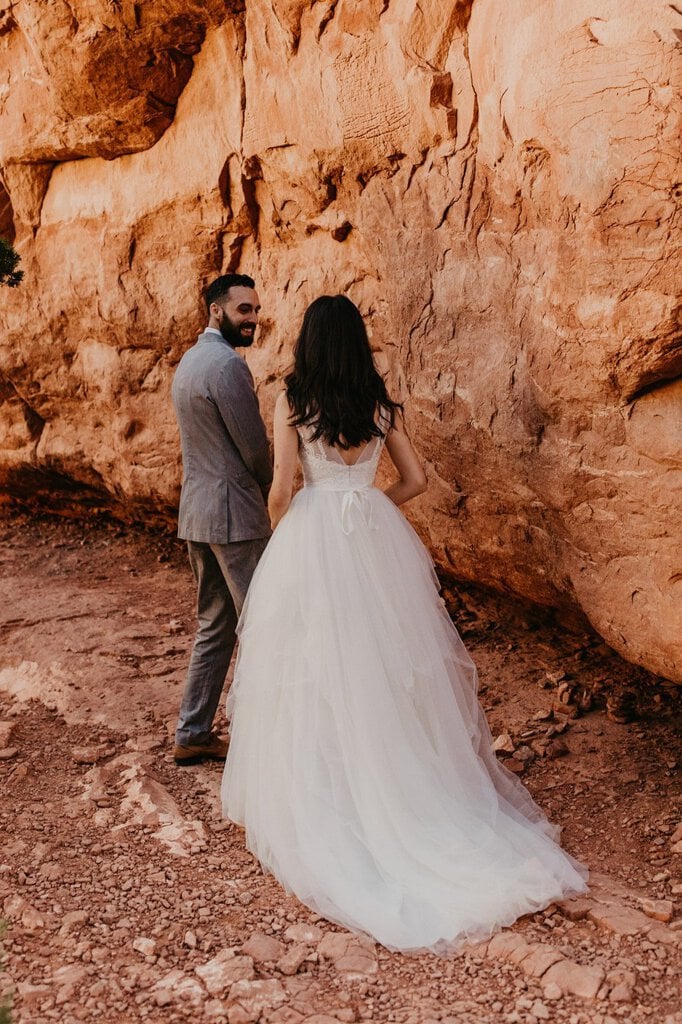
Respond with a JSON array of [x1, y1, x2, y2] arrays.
[[172, 331, 273, 544]]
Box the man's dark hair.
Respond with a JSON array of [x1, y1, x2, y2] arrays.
[[204, 273, 256, 312]]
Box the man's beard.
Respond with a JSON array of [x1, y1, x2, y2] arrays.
[[219, 312, 256, 348]]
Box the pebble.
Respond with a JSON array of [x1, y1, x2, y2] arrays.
[[71, 746, 111, 765], [276, 943, 308, 976], [542, 960, 605, 1002], [58, 911, 89, 936], [546, 739, 569, 759], [284, 923, 324, 945], [0, 747, 18, 760], [227, 978, 287, 1019], [132, 936, 156, 957], [195, 952, 255, 994], [151, 969, 204, 1007], [493, 733, 515, 754], [317, 933, 378, 978], [241, 932, 285, 963], [0, 721, 15, 746], [639, 898, 674, 923]]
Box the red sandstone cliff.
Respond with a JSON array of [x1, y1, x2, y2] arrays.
[[0, 1, 680, 681]]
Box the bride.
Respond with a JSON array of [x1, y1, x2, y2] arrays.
[[221, 294, 587, 953]]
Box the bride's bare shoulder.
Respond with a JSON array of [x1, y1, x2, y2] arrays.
[[274, 388, 299, 437], [275, 388, 290, 413]]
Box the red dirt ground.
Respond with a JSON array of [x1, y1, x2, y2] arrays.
[[0, 511, 679, 1024]]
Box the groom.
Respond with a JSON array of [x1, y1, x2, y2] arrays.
[[172, 273, 273, 766]]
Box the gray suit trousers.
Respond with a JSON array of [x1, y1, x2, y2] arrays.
[[175, 536, 268, 745]]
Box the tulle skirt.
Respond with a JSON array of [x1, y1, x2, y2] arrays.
[[221, 485, 588, 953]]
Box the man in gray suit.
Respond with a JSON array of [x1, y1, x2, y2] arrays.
[[172, 273, 273, 765]]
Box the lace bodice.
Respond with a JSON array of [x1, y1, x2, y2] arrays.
[[297, 426, 384, 491]]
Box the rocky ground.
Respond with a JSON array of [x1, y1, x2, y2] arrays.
[[0, 511, 680, 1024]]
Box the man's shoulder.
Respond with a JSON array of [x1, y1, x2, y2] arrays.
[[176, 335, 240, 371]]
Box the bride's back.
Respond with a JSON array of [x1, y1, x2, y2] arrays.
[[297, 419, 385, 491]]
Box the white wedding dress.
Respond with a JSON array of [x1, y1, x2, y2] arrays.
[[221, 424, 588, 953]]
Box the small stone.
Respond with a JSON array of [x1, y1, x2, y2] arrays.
[[71, 745, 110, 765], [284, 923, 324, 944], [0, 747, 18, 760], [39, 861, 63, 880], [241, 931, 285, 963], [542, 982, 563, 1001], [127, 733, 164, 752], [276, 943, 308, 976], [543, 960, 605, 1001], [152, 969, 205, 1007], [227, 979, 287, 1022], [557, 897, 592, 921], [546, 738, 569, 759], [605, 967, 637, 999], [133, 936, 156, 956], [238, 891, 254, 906], [486, 932, 529, 961], [0, 722, 15, 746], [195, 952, 255, 994], [184, 930, 197, 948], [4, 895, 45, 931], [317, 933, 378, 978], [519, 944, 565, 977], [23, 904, 45, 930], [588, 903, 649, 937], [530, 1000, 550, 1020], [59, 910, 89, 936], [493, 733, 515, 754], [639, 897, 674, 923], [608, 983, 634, 1003]]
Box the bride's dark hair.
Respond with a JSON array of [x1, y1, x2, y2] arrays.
[[285, 295, 402, 448]]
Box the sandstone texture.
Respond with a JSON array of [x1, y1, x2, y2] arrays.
[[0, 1, 680, 680]]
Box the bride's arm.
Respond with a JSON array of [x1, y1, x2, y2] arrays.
[[384, 412, 428, 506], [268, 391, 299, 528]]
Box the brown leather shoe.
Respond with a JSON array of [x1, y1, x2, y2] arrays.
[[173, 731, 228, 766]]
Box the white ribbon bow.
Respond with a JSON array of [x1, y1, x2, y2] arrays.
[[341, 489, 378, 535]]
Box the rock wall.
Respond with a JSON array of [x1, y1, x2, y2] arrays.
[[0, 0, 680, 681]]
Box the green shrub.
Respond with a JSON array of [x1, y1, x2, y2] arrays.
[[0, 238, 23, 288]]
